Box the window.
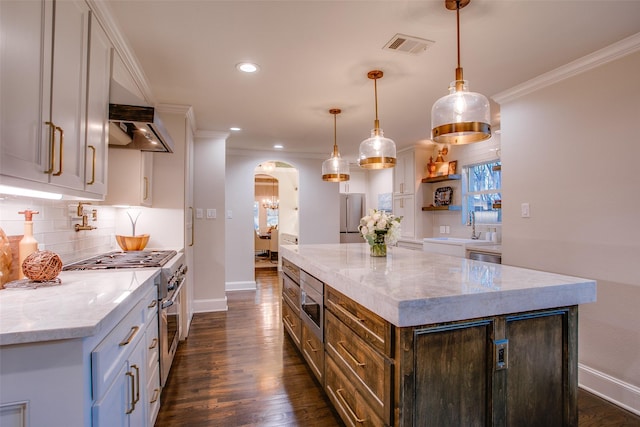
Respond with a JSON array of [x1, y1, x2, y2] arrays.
[[462, 161, 501, 224]]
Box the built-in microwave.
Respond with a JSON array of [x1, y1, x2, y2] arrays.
[[300, 270, 324, 342]]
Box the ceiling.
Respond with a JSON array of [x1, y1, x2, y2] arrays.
[[104, 0, 640, 163]]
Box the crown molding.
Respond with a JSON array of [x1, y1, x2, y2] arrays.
[[87, 0, 156, 105], [493, 32, 640, 104]]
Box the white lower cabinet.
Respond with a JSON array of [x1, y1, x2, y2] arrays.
[[92, 338, 145, 426], [91, 284, 159, 427]]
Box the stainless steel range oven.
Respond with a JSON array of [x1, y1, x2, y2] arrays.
[[159, 252, 186, 386], [64, 249, 186, 387]]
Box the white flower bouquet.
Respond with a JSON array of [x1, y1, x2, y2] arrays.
[[358, 209, 402, 256]]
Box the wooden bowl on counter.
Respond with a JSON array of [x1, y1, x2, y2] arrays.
[[115, 234, 150, 251]]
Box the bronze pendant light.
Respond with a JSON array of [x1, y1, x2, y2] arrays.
[[431, 0, 491, 145], [358, 70, 396, 169], [322, 108, 350, 182]]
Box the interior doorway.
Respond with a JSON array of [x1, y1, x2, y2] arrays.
[[253, 161, 299, 270]]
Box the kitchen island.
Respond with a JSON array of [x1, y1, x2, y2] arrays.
[[280, 243, 596, 427], [0, 269, 161, 427]]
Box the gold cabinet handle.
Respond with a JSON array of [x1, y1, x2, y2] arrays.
[[143, 177, 149, 200], [305, 339, 318, 353], [125, 371, 135, 414], [283, 314, 295, 329], [336, 388, 365, 424], [189, 206, 194, 246], [132, 364, 140, 405], [119, 326, 140, 346], [44, 121, 56, 174], [147, 299, 157, 309], [148, 338, 158, 350], [87, 145, 96, 184], [338, 341, 366, 367], [331, 300, 366, 324], [53, 125, 63, 176], [150, 388, 160, 404]]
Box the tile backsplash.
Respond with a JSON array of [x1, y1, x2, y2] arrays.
[[0, 196, 117, 265]]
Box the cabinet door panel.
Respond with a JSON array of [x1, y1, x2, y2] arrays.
[[48, 0, 89, 190], [413, 321, 492, 427], [0, 0, 51, 183], [84, 13, 111, 196], [505, 311, 567, 427], [92, 362, 129, 427]]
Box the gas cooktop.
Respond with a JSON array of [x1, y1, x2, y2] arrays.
[[63, 250, 178, 270]]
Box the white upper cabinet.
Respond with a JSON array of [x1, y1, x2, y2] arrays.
[[339, 168, 366, 194], [393, 150, 415, 195], [0, 0, 112, 199], [104, 149, 153, 207], [84, 14, 113, 197]]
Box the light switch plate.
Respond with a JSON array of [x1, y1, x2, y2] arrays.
[[196, 208, 203, 219], [206, 209, 216, 219], [440, 226, 446, 234], [521, 203, 530, 218]]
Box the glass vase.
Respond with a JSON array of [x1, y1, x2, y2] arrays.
[[370, 231, 387, 257]]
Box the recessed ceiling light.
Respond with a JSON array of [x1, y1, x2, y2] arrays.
[[274, 144, 283, 149], [230, 127, 241, 131], [236, 62, 259, 73]]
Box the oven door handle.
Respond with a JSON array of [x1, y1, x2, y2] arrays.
[[162, 276, 186, 309]]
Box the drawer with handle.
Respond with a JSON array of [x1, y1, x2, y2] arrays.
[[92, 289, 151, 398], [325, 310, 392, 422], [302, 322, 324, 384], [282, 257, 300, 283], [282, 297, 302, 349], [325, 286, 393, 357], [282, 274, 301, 314], [325, 351, 385, 427]]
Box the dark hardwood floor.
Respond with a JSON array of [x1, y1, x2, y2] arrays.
[[155, 269, 640, 427]]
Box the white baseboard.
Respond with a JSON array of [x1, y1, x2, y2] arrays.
[[579, 363, 640, 416], [193, 296, 228, 313], [225, 281, 257, 292]]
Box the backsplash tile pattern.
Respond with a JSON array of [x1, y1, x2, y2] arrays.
[[0, 197, 117, 264]]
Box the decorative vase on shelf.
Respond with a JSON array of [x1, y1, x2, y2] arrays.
[[370, 231, 387, 257]]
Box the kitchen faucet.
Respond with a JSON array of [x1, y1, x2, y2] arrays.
[[75, 202, 97, 232], [469, 211, 480, 240]]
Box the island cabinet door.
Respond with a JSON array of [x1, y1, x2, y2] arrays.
[[399, 319, 494, 427], [396, 307, 578, 427], [498, 307, 578, 427]]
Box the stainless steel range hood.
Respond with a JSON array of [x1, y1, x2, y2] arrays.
[[109, 104, 175, 153]]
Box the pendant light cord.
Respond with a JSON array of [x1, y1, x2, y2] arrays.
[[333, 113, 339, 155], [455, 0, 464, 88], [456, 0, 461, 70]]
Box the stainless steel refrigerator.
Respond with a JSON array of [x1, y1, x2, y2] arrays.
[[340, 193, 365, 243]]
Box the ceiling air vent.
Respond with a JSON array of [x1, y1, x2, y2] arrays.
[[383, 33, 434, 55]]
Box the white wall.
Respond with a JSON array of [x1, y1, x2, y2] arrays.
[[192, 132, 227, 311], [498, 48, 640, 413], [226, 150, 339, 290]]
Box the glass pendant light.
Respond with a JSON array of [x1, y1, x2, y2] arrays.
[[431, 0, 491, 145], [358, 70, 396, 169], [322, 109, 350, 182]]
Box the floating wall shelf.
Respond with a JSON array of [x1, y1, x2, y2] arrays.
[[422, 205, 462, 211], [421, 174, 461, 183]]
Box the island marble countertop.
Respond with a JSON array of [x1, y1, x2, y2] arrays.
[[0, 269, 160, 346], [281, 243, 596, 327]]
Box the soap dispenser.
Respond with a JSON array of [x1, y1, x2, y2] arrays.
[[18, 210, 39, 279]]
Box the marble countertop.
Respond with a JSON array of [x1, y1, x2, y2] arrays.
[[281, 243, 596, 327], [0, 269, 160, 346]]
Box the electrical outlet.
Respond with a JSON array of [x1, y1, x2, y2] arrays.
[[445, 225, 450, 234], [206, 209, 216, 219], [440, 226, 446, 234], [521, 203, 530, 218]]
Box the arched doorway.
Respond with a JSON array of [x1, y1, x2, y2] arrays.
[[253, 161, 299, 269]]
